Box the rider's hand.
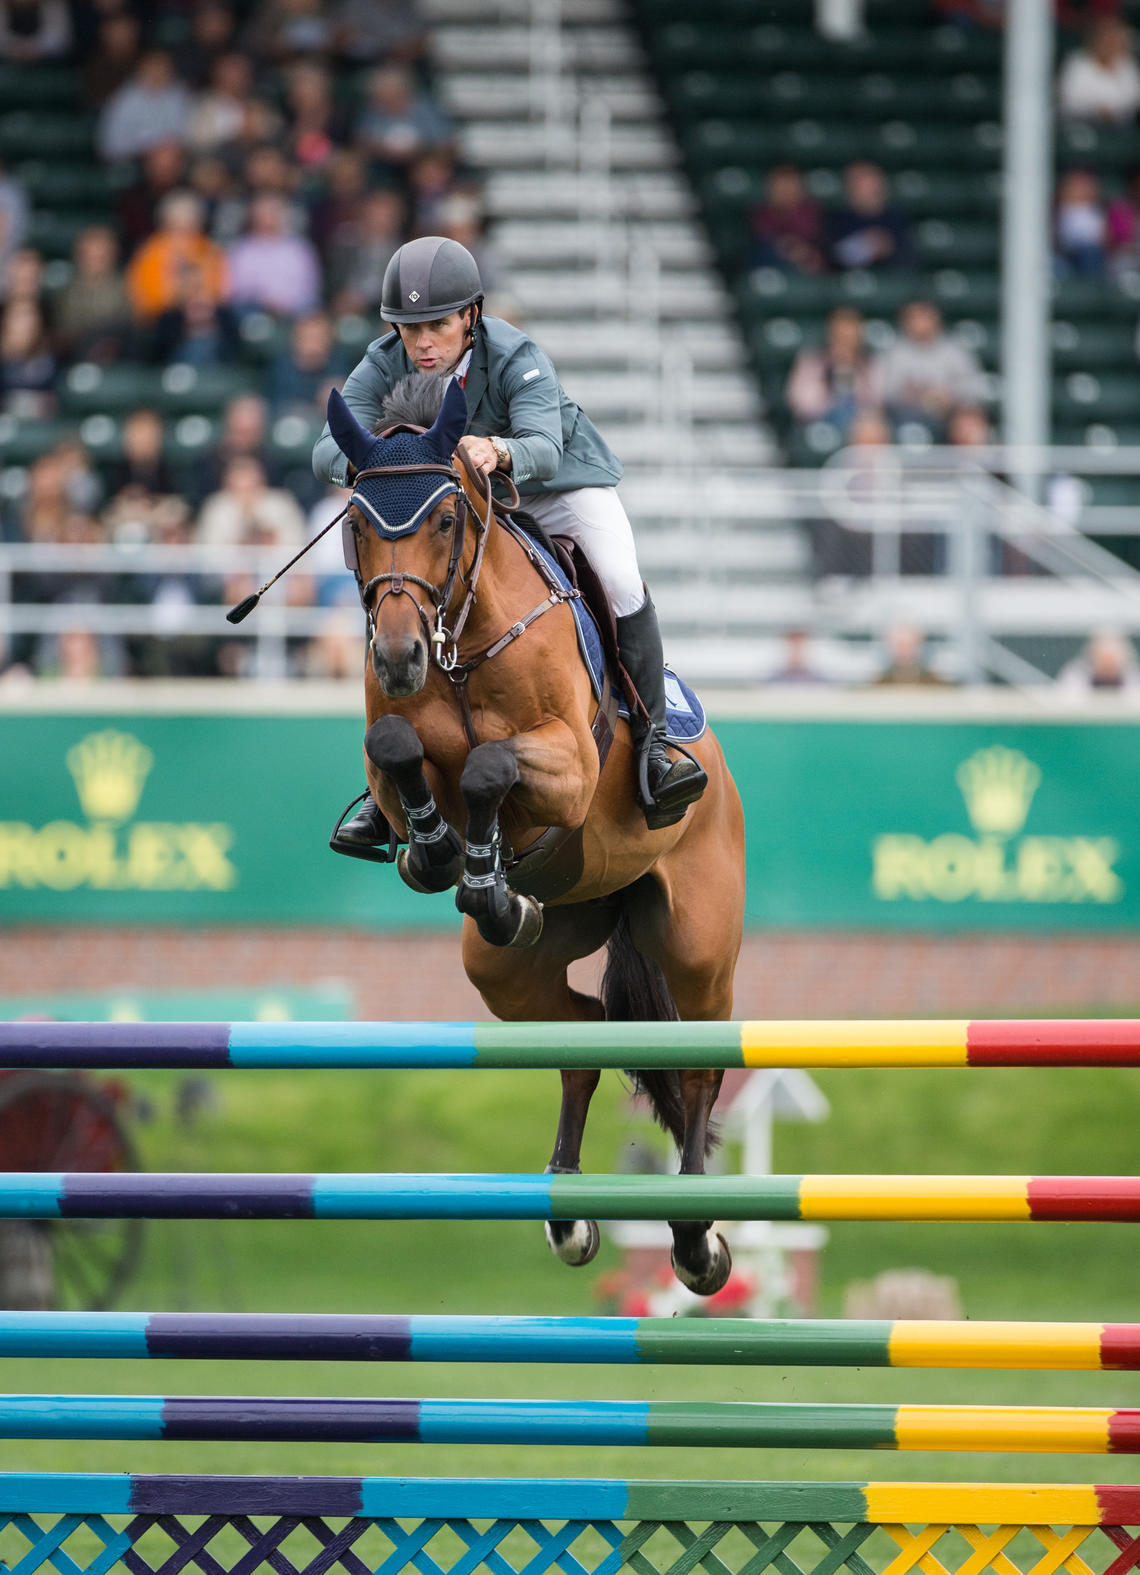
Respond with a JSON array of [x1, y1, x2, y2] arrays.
[[461, 437, 502, 475]]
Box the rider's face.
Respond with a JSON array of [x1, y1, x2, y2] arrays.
[[397, 312, 468, 374]]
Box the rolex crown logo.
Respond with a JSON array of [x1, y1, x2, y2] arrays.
[[66, 730, 154, 822], [955, 745, 1041, 838]]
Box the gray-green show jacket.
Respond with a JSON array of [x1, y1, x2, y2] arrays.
[[312, 315, 623, 496]]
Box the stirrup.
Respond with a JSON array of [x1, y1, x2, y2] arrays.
[[637, 738, 708, 831], [329, 791, 399, 863]]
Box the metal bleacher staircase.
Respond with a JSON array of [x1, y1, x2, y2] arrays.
[[423, 0, 808, 683]]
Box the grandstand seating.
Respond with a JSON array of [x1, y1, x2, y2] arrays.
[[627, 0, 1140, 467]]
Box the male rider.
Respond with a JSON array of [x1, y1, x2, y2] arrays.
[[313, 234, 706, 847]]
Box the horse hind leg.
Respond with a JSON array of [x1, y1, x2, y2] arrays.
[[544, 1068, 602, 1266], [455, 741, 543, 948], [365, 716, 463, 893], [668, 1069, 732, 1297]]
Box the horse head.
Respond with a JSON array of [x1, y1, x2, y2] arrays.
[[327, 377, 469, 698]]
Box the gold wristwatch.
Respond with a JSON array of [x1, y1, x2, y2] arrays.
[[490, 436, 512, 472]]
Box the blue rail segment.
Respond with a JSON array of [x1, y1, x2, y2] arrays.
[[228, 1021, 478, 1067], [0, 1313, 642, 1363], [0, 1399, 654, 1445], [0, 1476, 636, 1519]]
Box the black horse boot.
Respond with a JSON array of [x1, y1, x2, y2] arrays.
[[615, 593, 708, 830], [329, 789, 397, 862]]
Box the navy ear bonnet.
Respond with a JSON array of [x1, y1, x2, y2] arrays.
[[326, 380, 468, 542]]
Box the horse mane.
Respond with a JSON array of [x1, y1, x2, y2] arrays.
[[376, 372, 448, 434]]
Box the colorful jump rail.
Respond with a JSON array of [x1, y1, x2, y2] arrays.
[[0, 1171, 1137, 1220], [3, 1017, 1140, 1068], [2, 1311, 1138, 1369], [1, 1396, 1139, 1451], [3, 1019, 1139, 1575], [3, 1477, 1139, 1575]]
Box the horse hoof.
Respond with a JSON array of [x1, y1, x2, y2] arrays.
[[672, 1232, 732, 1297], [545, 1218, 600, 1267], [397, 847, 462, 894], [507, 894, 544, 947]]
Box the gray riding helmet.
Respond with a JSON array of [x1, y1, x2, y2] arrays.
[[380, 236, 484, 323]]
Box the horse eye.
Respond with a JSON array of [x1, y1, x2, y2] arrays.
[[437, 512, 456, 534]]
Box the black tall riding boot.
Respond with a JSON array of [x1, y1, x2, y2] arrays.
[[615, 592, 708, 830]]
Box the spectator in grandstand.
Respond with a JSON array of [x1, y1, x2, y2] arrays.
[[183, 3, 238, 88], [309, 147, 371, 259], [186, 52, 259, 154], [126, 191, 230, 322], [104, 408, 175, 513], [407, 149, 464, 235], [353, 65, 452, 175], [267, 311, 344, 414], [875, 299, 987, 438], [189, 391, 280, 505], [826, 161, 914, 274], [0, 298, 56, 417], [81, 11, 140, 107], [748, 163, 827, 275], [96, 50, 193, 163], [149, 266, 241, 366], [243, 0, 336, 62], [1056, 628, 1140, 692], [118, 142, 188, 254], [236, 143, 307, 236], [0, 0, 70, 61], [1058, 17, 1140, 123], [284, 62, 344, 171], [2, 244, 45, 310], [933, 0, 1006, 28], [298, 605, 363, 679], [1106, 166, 1140, 272], [54, 225, 131, 365], [37, 622, 121, 682], [196, 454, 306, 548], [51, 436, 102, 516], [334, 0, 427, 63], [1053, 167, 1108, 277], [871, 621, 953, 686], [227, 193, 322, 317], [785, 307, 882, 440], [438, 191, 506, 296], [809, 408, 888, 579], [0, 158, 28, 270], [326, 187, 405, 316], [766, 629, 831, 685]]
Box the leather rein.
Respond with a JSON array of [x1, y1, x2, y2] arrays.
[[351, 442, 581, 749]]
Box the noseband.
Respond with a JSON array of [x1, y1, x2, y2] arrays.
[[352, 441, 519, 673]]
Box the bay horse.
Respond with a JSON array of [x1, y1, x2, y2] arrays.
[[327, 376, 746, 1295]]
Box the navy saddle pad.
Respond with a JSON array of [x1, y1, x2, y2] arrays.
[[521, 532, 707, 746]]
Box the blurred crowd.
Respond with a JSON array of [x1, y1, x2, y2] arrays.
[[0, 0, 508, 681]]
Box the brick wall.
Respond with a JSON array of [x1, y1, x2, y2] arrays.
[[2, 927, 1137, 1017]]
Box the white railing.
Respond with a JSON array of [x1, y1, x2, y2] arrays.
[[5, 452, 1140, 685]]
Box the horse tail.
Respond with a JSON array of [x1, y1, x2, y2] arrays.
[[601, 906, 691, 1154]]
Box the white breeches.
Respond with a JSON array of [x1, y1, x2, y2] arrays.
[[522, 486, 646, 618]]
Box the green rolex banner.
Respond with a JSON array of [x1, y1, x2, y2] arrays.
[[0, 706, 1136, 931]]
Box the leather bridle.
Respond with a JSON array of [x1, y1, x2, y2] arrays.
[[352, 436, 519, 674]]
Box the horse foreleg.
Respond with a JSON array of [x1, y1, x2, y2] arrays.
[[455, 741, 543, 947], [668, 1069, 732, 1295], [364, 715, 463, 893]]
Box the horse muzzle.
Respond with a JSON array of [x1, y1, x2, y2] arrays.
[[371, 633, 429, 698]]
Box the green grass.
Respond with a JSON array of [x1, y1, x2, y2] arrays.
[[3, 1056, 1139, 1487]]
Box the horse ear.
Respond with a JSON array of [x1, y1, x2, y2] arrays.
[[326, 386, 378, 474], [426, 377, 468, 458]]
